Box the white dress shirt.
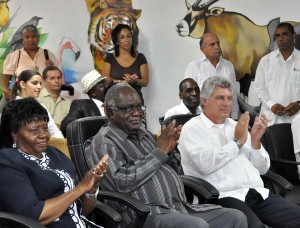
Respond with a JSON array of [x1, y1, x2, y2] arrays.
[[164, 102, 202, 119], [292, 114, 300, 154], [178, 114, 270, 201], [91, 98, 106, 116], [254, 48, 300, 125], [184, 56, 239, 119]]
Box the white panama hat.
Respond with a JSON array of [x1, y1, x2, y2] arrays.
[[81, 70, 106, 93]]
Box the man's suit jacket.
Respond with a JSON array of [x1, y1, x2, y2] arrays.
[[61, 99, 102, 137]]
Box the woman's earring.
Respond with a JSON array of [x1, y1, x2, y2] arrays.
[[12, 142, 16, 148]]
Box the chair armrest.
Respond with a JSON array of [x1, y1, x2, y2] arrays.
[[97, 191, 150, 217], [271, 158, 300, 166], [94, 201, 122, 225], [180, 175, 219, 203], [261, 170, 293, 197], [0, 212, 45, 228]]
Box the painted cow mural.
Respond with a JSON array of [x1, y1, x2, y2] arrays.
[[85, 0, 141, 73], [176, 0, 300, 80]]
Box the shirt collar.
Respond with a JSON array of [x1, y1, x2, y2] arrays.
[[199, 55, 223, 62], [275, 48, 297, 60], [17, 148, 49, 168], [180, 101, 202, 114], [200, 112, 231, 128], [91, 98, 103, 108], [40, 88, 51, 97], [180, 101, 192, 113], [40, 88, 65, 100], [21, 47, 43, 56]]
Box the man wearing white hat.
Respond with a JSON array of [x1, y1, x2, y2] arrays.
[[61, 70, 113, 137]]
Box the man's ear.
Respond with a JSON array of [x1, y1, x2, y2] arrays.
[[106, 106, 114, 119], [200, 97, 207, 106], [179, 92, 183, 99]]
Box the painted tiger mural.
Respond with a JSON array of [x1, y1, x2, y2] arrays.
[[85, 0, 141, 73]]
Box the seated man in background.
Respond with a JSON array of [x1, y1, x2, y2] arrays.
[[179, 76, 300, 228], [38, 66, 71, 129], [61, 70, 113, 137], [85, 83, 247, 228], [164, 78, 202, 119]]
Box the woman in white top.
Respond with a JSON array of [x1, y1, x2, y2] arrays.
[[12, 69, 63, 138]]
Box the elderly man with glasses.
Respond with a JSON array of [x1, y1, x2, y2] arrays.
[[85, 83, 247, 228]]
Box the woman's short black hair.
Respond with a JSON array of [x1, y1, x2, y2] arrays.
[[1, 97, 49, 147], [111, 23, 136, 57], [12, 69, 41, 99]]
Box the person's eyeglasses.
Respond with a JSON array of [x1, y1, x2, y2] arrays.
[[111, 105, 145, 114]]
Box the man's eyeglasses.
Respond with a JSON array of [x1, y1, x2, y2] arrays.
[[111, 105, 146, 114]]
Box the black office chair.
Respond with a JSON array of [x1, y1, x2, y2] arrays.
[[161, 113, 199, 128], [261, 123, 300, 205], [238, 73, 253, 97], [0, 126, 5, 149], [0, 212, 45, 228], [61, 84, 74, 96], [66, 116, 149, 227], [237, 94, 261, 128]]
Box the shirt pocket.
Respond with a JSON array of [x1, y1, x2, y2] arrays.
[[291, 68, 300, 85], [265, 71, 277, 90]]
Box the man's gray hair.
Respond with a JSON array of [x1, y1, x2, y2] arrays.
[[200, 76, 232, 100], [104, 83, 132, 107]]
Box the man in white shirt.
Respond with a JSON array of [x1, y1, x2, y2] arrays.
[[184, 33, 239, 119], [254, 22, 300, 175], [164, 78, 202, 119], [179, 76, 300, 228], [254, 22, 300, 126]]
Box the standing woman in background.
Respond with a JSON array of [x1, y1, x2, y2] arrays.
[[0, 24, 58, 111], [102, 24, 149, 104]]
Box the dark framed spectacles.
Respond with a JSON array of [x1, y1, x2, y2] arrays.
[[111, 105, 146, 114]]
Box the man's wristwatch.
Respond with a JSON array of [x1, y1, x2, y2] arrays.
[[233, 138, 243, 149], [84, 188, 99, 199]]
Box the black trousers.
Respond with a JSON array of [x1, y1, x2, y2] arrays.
[[219, 188, 300, 228]]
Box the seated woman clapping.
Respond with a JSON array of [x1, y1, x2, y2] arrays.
[[0, 97, 109, 227]]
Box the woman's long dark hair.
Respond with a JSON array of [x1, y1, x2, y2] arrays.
[[12, 69, 41, 99], [111, 24, 136, 57]]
